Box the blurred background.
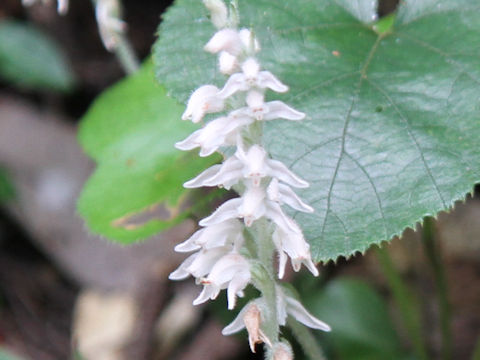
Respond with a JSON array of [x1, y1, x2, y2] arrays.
[[0, 0, 479, 359]]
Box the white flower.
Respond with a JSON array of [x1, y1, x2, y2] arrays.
[[267, 178, 313, 213], [276, 289, 331, 332], [272, 222, 318, 278], [175, 114, 252, 157], [204, 28, 244, 56], [169, 246, 231, 280], [184, 145, 309, 189], [223, 292, 330, 336], [174, 219, 244, 252], [194, 253, 251, 309], [217, 58, 288, 98], [182, 85, 225, 123], [199, 185, 300, 232], [95, 0, 126, 51], [231, 90, 305, 122], [203, 0, 228, 29]]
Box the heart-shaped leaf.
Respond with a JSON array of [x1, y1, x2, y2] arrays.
[[78, 62, 218, 243], [154, 0, 480, 262]]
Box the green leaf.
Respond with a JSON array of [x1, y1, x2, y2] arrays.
[[0, 20, 74, 91], [154, 0, 480, 262], [78, 62, 218, 243], [304, 278, 407, 360], [0, 168, 14, 202]]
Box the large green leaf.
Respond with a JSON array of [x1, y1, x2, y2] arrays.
[[304, 278, 408, 360], [78, 62, 218, 243], [0, 20, 74, 91], [154, 0, 480, 262]]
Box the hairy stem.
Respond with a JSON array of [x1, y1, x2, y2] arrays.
[[422, 216, 452, 360], [376, 246, 429, 360], [287, 317, 327, 360]]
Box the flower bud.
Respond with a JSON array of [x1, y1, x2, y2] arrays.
[[203, 0, 228, 29], [273, 342, 293, 360], [243, 303, 270, 352]]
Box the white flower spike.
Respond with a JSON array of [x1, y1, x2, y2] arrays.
[[171, 2, 330, 356]]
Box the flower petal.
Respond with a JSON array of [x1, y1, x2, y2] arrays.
[[257, 71, 288, 93], [263, 101, 305, 121], [190, 156, 243, 188], [193, 285, 219, 306], [267, 159, 309, 188], [186, 246, 231, 278], [168, 253, 198, 280], [199, 198, 242, 226], [222, 305, 248, 335], [286, 296, 331, 331], [217, 73, 249, 98], [204, 28, 243, 55], [183, 164, 223, 188], [174, 228, 204, 252], [265, 202, 299, 233], [227, 271, 250, 309], [182, 85, 223, 123], [175, 130, 202, 151], [277, 183, 314, 213]]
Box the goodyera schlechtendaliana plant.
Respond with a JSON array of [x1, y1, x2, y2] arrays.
[[170, 1, 331, 358]]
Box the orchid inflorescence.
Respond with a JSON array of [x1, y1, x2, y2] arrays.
[[170, 0, 330, 358]]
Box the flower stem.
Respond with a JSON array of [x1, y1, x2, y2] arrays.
[[250, 220, 279, 345], [114, 34, 140, 74], [422, 216, 452, 360], [287, 317, 327, 360], [375, 246, 429, 360]]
